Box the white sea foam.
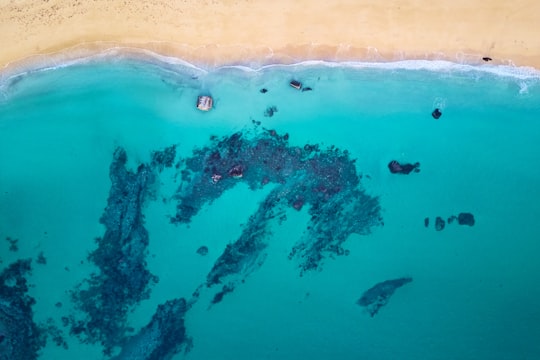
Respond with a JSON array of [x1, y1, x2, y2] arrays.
[[432, 97, 447, 111], [519, 81, 529, 95], [1, 46, 540, 91], [228, 59, 540, 81]]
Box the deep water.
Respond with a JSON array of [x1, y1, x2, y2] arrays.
[[1, 58, 540, 360]]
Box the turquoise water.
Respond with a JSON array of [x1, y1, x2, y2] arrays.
[[1, 56, 540, 360]]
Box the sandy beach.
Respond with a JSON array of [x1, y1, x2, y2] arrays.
[[1, 0, 540, 71]]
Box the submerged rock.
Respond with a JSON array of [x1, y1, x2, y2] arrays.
[[388, 160, 420, 174], [432, 108, 442, 119], [458, 212, 475, 226], [431, 212, 475, 230], [357, 277, 413, 317], [196, 246, 209, 256], [435, 216, 445, 231]]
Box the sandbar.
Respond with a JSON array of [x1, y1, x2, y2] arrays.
[[1, 0, 540, 72]]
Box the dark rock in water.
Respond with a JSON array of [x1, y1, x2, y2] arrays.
[[432, 108, 442, 119], [290, 80, 302, 90], [196, 246, 209, 256], [357, 277, 412, 317], [424, 217, 429, 228], [260, 88, 268, 93], [71, 147, 158, 355], [0, 259, 46, 359], [228, 164, 245, 178], [264, 105, 278, 117], [111, 298, 192, 360], [447, 215, 457, 224], [388, 160, 420, 174], [435, 216, 445, 231], [458, 212, 475, 226]]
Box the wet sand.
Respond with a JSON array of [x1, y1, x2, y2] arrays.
[[1, 0, 540, 71]]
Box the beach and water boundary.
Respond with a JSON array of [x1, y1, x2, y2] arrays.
[[2, 0, 540, 358], [2, 45, 540, 104]]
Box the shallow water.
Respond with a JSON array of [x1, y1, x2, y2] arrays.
[[1, 57, 540, 360]]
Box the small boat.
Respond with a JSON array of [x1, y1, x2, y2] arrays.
[[197, 95, 213, 111], [289, 80, 302, 90]]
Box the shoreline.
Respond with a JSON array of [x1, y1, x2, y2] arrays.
[[2, 42, 540, 86]]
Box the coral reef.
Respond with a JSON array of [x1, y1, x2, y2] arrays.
[[173, 127, 382, 302]]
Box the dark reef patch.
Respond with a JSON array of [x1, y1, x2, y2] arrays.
[[0, 259, 46, 360], [172, 126, 382, 302], [70, 147, 158, 356], [357, 277, 413, 317]]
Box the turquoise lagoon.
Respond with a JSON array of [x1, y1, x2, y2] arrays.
[[1, 53, 540, 360]]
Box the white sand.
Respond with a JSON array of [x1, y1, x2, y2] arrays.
[[1, 0, 540, 71]]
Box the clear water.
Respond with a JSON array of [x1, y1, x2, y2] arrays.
[[1, 57, 540, 360]]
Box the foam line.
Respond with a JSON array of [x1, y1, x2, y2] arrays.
[[1, 46, 540, 90]]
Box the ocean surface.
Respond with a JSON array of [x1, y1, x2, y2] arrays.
[[1, 54, 540, 360]]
